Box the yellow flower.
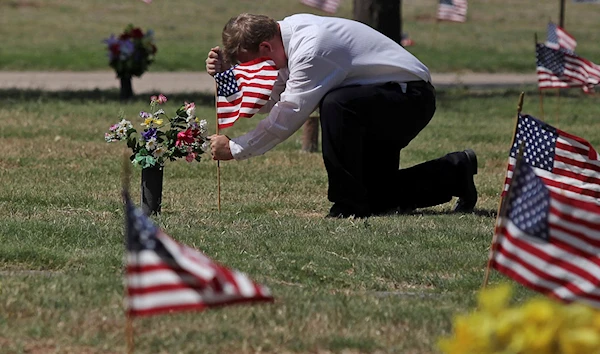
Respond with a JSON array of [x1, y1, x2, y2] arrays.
[[142, 117, 153, 127], [438, 283, 600, 354], [438, 313, 496, 354], [478, 283, 513, 315], [559, 328, 600, 354], [495, 308, 523, 346], [154, 118, 163, 126]]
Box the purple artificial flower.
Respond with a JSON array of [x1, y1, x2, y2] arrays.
[[119, 40, 134, 60], [103, 35, 120, 61], [139, 111, 151, 119], [141, 128, 157, 141]]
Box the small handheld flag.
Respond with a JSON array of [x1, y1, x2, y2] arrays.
[[214, 57, 278, 130]]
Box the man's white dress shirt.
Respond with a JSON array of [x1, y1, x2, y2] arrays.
[[230, 13, 431, 160]]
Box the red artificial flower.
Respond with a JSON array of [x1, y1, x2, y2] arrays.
[[109, 43, 120, 56], [176, 128, 195, 147], [129, 28, 144, 39]]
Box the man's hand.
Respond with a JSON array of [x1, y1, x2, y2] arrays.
[[205, 46, 232, 76], [209, 134, 234, 160]]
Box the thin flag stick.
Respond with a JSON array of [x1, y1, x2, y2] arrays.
[[482, 92, 524, 289], [539, 89, 545, 120], [121, 152, 135, 354], [555, 88, 561, 125], [126, 317, 135, 354], [215, 81, 221, 212]]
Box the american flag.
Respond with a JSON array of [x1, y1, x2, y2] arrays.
[[493, 114, 600, 307], [299, 0, 341, 14], [215, 57, 278, 130], [124, 192, 273, 316], [437, 0, 468, 23], [536, 43, 600, 93], [546, 22, 577, 53]]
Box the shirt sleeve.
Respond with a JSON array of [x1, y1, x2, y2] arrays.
[[230, 55, 347, 160]]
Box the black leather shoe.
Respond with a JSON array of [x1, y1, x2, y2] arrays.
[[453, 149, 478, 213]]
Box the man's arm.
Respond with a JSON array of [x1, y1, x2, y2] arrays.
[[228, 55, 346, 160]]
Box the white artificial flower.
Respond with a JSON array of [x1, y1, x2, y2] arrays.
[[153, 146, 166, 158], [119, 119, 133, 130], [199, 119, 208, 135], [116, 126, 127, 139], [145, 137, 157, 151], [186, 106, 195, 118], [201, 141, 210, 152]]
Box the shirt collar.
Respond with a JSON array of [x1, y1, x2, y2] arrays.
[[278, 20, 292, 57]]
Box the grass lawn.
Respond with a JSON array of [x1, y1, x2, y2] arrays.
[[1, 86, 600, 353], [1, 0, 600, 73]]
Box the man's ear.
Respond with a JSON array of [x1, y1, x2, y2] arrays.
[[258, 41, 273, 54]]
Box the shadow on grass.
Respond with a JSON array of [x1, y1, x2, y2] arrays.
[[436, 86, 589, 100], [378, 207, 497, 218], [0, 88, 216, 107], [2, 86, 588, 106]]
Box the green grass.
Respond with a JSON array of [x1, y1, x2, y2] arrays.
[[1, 0, 600, 73], [1, 86, 600, 353]]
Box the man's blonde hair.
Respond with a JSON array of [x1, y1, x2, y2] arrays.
[[222, 13, 278, 64]]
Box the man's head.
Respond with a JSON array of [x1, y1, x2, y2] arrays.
[[222, 13, 287, 69]]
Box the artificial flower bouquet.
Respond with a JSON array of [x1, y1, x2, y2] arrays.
[[438, 283, 600, 354], [105, 94, 209, 169], [103, 24, 157, 78]]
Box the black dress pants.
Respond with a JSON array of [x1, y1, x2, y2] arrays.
[[319, 80, 470, 215]]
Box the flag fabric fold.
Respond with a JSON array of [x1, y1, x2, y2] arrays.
[[493, 113, 600, 308], [215, 57, 278, 130], [536, 43, 600, 93], [299, 0, 341, 14], [546, 22, 577, 53], [437, 0, 468, 23], [124, 192, 273, 316]]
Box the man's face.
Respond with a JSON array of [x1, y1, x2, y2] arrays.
[[236, 40, 287, 69]]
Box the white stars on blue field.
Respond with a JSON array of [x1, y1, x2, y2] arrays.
[[507, 161, 550, 241], [510, 115, 558, 172]]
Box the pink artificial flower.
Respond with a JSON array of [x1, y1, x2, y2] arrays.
[[109, 124, 119, 131], [176, 128, 195, 147], [185, 146, 197, 162], [150, 94, 167, 104], [186, 151, 197, 162]]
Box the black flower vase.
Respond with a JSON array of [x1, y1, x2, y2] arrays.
[[141, 164, 163, 215], [120, 76, 134, 100]]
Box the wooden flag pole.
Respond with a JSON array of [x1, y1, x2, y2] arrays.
[[126, 316, 135, 354], [121, 152, 136, 354], [539, 89, 545, 120], [555, 88, 561, 125], [482, 92, 525, 289], [215, 81, 221, 212]]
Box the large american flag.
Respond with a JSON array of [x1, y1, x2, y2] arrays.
[[437, 0, 468, 23], [536, 43, 600, 93], [546, 22, 577, 53], [124, 192, 273, 316], [494, 114, 600, 308], [215, 57, 278, 130], [299, 0, 340, 14]]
